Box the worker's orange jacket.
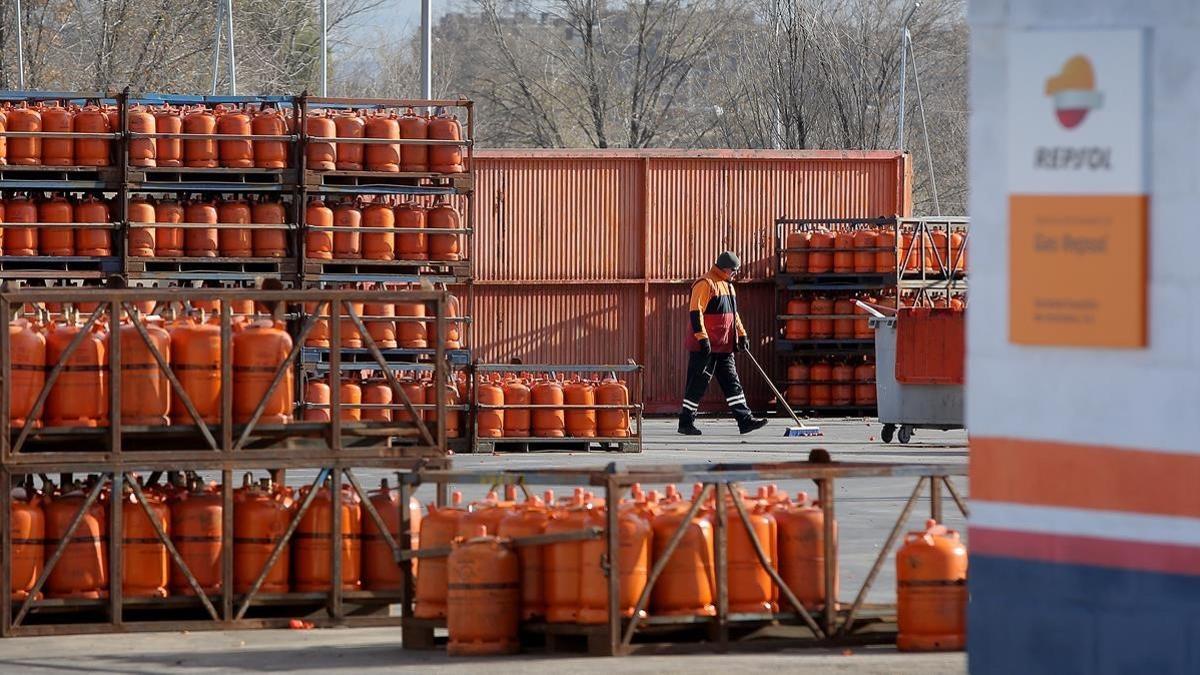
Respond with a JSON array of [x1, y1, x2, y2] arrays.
[[686, 267, 747, 353]]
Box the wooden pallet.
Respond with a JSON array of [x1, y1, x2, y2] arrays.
[[0, 255, 119, 279], [777, 271, 897, 291], [0, 164, 120, 188], [302, 258, 469, 281], [775, 338, 875, 354], [126, 255, 297, 279], [127, 166, 293, 190], [470, 437, 642, 454], [304, 169, 473, 195]]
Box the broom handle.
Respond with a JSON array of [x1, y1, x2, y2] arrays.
[[741, 348, 807, 427]]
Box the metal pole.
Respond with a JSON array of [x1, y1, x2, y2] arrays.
[[909, 33, 942, 216], [225, 0, 237, 94], [211, 0, 223, 95], [896, 2, 918, 150], [320, 0, 328, 95], [421, 0, 432, 98], [14, 0, 26, 88]]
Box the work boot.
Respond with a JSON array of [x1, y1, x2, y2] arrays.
[[677, 414, 702, 436], [738, 417, 768, 434]]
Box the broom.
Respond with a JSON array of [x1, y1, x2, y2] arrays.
[[741, 348, 822, 437]]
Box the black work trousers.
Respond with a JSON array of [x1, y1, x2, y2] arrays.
[[679, 351, 752, 423]]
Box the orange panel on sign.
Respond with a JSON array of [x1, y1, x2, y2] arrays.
[[1009, 194, 1147, 347]]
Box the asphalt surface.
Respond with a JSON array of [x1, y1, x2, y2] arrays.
[[0, 417, 969, 674]]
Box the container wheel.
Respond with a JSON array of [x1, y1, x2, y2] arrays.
[[881, 424, 895, 444], [898, 425, 913, 444]]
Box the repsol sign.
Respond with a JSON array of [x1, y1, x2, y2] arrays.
[[1033, 147, 1112, 171]]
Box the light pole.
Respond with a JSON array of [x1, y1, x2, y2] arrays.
[[421, 0, 433, 99]]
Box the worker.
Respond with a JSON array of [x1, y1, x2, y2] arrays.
[[678, 251, 768, 436]]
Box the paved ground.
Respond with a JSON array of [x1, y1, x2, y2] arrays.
[[3, 417, 969, 674]]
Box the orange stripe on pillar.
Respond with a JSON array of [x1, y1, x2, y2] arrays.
[[971, 437, 1200, 519]]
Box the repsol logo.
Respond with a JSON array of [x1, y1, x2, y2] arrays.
[[1034, 146, 1111, 170]]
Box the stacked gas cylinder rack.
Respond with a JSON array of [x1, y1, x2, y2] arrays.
[[0, 246, 459, 635], [469, 364, 644, 454], [395, 460, 968, 656], [292, 96, 475, 454], [774, 217, 970, 417]]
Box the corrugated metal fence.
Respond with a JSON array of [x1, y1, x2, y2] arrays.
[[470, 149, 912, 414]]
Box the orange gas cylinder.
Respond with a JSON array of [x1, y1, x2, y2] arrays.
[[184, 200, 219, 257], [774, 500, 837, 609], [809, 297, 834, 339], [154, 107, 183, 167], [563, 377, 597, 438], [783, 231, 809, 273], [497, 494, 551, 619], [725, 496, 778, 613], [853, 296, 875, 339], [105, 105, 121, 136], [477, 377, 505, 438], [596, 375, 630, 437], [232, 320, 294, 424], [578, 503, 652, 623], [293, 484, 362, 592], [362, 478, 423, 590], [7, 104, 41, 165], [427, 293, 461, 348], [123, 105, 157, 169], [334, 377, 363, 421], [414, 492, 465, 619], [45, 484, 107, 598], [46, 319, 107, 427], [183, 107, 218, 168], [339, 301, 365, 349], [121, 487, 169, 598], [9, 318, 46, 428], [154, 197, 184, 256], [807, 229, 834, 273], [75, 194, 112, 255], [5, 195, 36, 255], [305, 113, 336, 171], [217, 107, 254, 168], [169, 317, 221, 424], [428, 113, 465, 173], [833, 298, 854, 340], [305, 199, 334, 259], [786, 362, 808, 407], [73, 105, 111, 166], [394, 300, 427, 348], [394, 201, 427, 261], [784, 297, 810, 340], [394, 378, 426, 424], [447, 528, 520, 656], [650, 499, 716, 616], [926, 228, 948, 274], [115, 320, 171, 425], [423, 380, 463, 439], [364, 301, 397, 348], [217, 198, 252, 257], [398, 107, 429, 171], [361, 380, 393, 422], [41, 103, 74, 166], [251, 107, 288, 169], [332, 201, 362, 259], [501, 377, 531, 437], [900, 230, 920, 271], [303, 379, 331, 422], [897, 519, 967, 651], [0, 110, 6, 166], [303, 301, 330, 348], [853, 228, 879, 273], [531, 379, 565, 438], [831, 362, 854, 407], [457, 494, 516, 538], [543, 496, 592, 622], [808, 362, 832, 408], [250, 198, 287, 258], [38, 194, 74, 256], [362, 201, 395, 260], [427, 198, 461, 261], [950, 232, 967, 273], [365, 113, 401, 172], [833, 230, 854, 273], [234, 475, 292, 593], [170, 482, 223, 595], [10, 487, 44, 600], [333, 111, 365, 170], [876, 228, 897, 273], [127, 197, 156, 257], [854, 361, 876, 406]]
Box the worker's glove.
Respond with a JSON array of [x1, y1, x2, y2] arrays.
[[735, 335, 749, 352], [698, 338, 711, 355]]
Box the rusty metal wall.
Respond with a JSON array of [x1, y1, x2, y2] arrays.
[[470, 149, 911, 412]]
